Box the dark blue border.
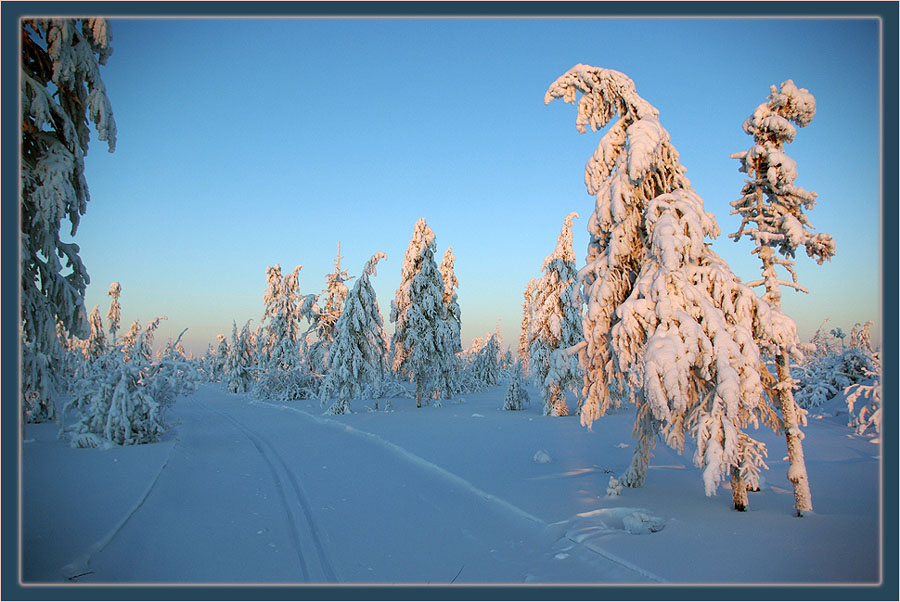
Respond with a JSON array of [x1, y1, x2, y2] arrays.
[[3, 2, 897, 601]]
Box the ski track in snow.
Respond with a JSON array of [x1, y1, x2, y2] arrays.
[[251, 399, 545, 526], [249, 399, 665, 583], [208, 404, 338, 583], [60, 445, 173, 580]]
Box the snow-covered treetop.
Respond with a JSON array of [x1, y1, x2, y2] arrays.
[[741, 80, 816, 145], [730, 79, 835, 303], [399, 218, 436, 282], [363, 251, 387, 279], [544, 64, 658, 135], [544, 212, 578, 267], [106, 281, 121, 338]]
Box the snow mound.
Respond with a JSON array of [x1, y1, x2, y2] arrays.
[[567, 508, 666, 540], [533, 450, 552, 464]]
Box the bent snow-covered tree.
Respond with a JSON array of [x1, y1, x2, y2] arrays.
[[320, 252, 388, 414], [528, 212, 583, 417], [21, 19, 117, 422], [390, 218, 446, 407], [546, 64, 801, 510], [730, 80, 835, 515]]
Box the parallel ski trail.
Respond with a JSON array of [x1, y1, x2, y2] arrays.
[[210, 405, 337, 583]]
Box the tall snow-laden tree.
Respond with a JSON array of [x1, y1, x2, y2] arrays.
[[434, 247, 463, 399], [226, 320, 255, 394], [528, 212, 583, 417], [255, 264, 314, 400], [21, 19, 117, 422], [518, 278, 536, 377], [546, 64, 801, 511], [390, 218, 446, 407], [321, 252, 388, 414], [83, 304, 107, 364], [471, 332, 502, 388], [730, 80, 835, 515], [259, 264, 302, 370], [301, 244, 353, 375], [106, 282, 121, 345]]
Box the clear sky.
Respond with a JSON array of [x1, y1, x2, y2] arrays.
[[73, 15, 882, 357]]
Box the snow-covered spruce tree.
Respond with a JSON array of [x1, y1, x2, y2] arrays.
[[255, 264, 310, 400], [390, 218, 447, 407], [212, 333, 229, 380], [320, 252, 388, 414], [503, 360, 530, 411], [107, 282, 121, 345], [120, 318, 142, 363], [471, 332, 502, 388], [433, 247, 463, 399], [84, 305, 107, 363], [730, 80, 836, 515], [546, 64, 799, 511], [226, 321, 255, 394], [21, 19, 117, 423], [301, 245, 353, 376], [518, 278, 536, 377], [528, 212, 584, 417]]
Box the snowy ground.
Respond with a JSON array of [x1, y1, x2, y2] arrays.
[[20, 381, 882, 590]]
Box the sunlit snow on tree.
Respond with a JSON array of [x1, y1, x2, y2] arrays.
[[545, 64, 803, 508], [320, 252, 388, 415], [729, 79, 836, 514]]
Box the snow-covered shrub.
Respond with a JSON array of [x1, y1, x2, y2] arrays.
[[63, 319, 198, 448], [503, 361, 530, 411], [845, 352, 881, 436], [533, 450, 552, 464], [793, 321, 879, 409], [152, 330, 201, 406], [66, 361, 166, 448], [606, 476, 623, 497]]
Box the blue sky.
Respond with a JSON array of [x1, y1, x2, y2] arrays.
[[73, 16, 882, 356]]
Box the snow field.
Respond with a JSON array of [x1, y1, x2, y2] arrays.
[[22, 381, 880, 585]]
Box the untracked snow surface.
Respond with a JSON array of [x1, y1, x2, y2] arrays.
[[21, 382, 881, 587]]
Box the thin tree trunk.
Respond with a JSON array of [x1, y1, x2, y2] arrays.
[[731, 466, 748, 512], [415, 376, 422, 408], [775, 352, 813, 516]]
